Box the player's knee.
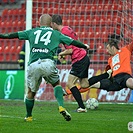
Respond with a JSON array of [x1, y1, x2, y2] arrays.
[[66, 82, 74, 89], [26, 88, 36, 99], [126, 78, 133, 89], [80, 83, 89, 88]]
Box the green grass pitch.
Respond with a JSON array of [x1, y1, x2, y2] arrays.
[[0, 99, 132, 133]]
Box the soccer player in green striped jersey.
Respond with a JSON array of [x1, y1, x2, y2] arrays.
[[0, 14, 89, 122]]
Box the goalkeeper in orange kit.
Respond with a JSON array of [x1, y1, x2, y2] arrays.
[[90, 40, 133, 91]]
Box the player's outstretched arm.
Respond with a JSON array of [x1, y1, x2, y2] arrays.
[[0, 32, 19, 39], [71, 40, 90, 50]]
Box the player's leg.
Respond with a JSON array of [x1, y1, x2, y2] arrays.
[[45, 60, 65, 108], [68, 55, 90, 112], [52, 81, 71, 121], [25, 62, 42, 122], [24, 88, 36, 121], [124, 74, 133, 90], [52, 81, 64, 107], [126, 78, 133, 89], [80, 78, 89, 88], [67, 74, 87, 112], [88, 69, 112, 86], [65, 69, 112, 94], [45, 59, 71, 121], [78, 78, 90, 93], [105, 74, 133, 91], [90, 78, 122, 91]]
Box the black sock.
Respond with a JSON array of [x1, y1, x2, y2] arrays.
[[89, 73, 108, 86], [70, 86, 85, 109]]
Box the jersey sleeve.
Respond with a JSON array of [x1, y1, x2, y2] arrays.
[[64, 44, 73, 49], [59, 33, 74, 45], [105, 64, 111, 71], [18, 30, 30, 40]]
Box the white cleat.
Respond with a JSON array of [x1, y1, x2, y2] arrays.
[[77, 107, 87, 113]]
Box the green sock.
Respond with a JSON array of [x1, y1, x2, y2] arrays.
[[54, 85, 64, 107], [25, 98, 34, 117]]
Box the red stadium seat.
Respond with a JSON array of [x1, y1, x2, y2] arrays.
[[12, 21, 17, 27], [1, 28, 6, 33], [2, 0, 8, 4], [113, 17, 121, 24], [53, 8, 58, 14], [4, 46, 11, 61], [2, 9, 8, 16], [92, 16, 100, 25], [17, 21, 25, 30], [80, 32, 88, 39], [0, 46, 4, 61], [10, 45, 16, 53], [12, 55, 18, 61], [73, 19, 79, 26], [88, 32, 94, 39], [89, 41, 95, 50], [96, 43, 106, 54], [101, 31, 108, 42], [111, 4, 118, 11], [36, 8, 43, 14], [18, 9, 26, 15], [16, 45, 21, 54], [97, 5, 104, 11], [99, 54, 106, 60], [88, 27, 94, 38], [99, 16, 106, 25], [91, 5, 97, 12], [9, 0, 16, 3], [10, 45, 17, 61], [104, 4, 112, 11], [21, 3, 26, 9], [7, 9, 13, 16], [5, 21, 12, 28], [91, 55, 98, 61], [85, 16, 92, 26], [12, 9, 18, 15], [79, 19, 84, 26], [108, 27, 114, 34], [91, 54, 106, 61], [95, 32, 101, 39], [106, 16, 113, 25], [84, 5, 91, 11], [129, 17, 133, 27]]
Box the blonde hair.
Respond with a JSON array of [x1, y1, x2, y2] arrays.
[[39, 14, 52, 27]]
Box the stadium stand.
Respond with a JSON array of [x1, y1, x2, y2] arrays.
[[0, 0, 132, 69]]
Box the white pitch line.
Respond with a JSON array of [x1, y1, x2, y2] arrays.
[[0, 115, 36, 120], [0, 115, 23, 119]]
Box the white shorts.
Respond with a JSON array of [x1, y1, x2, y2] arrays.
[[27, 59, 59, 92]]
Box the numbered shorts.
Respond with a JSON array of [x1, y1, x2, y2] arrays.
[[27, 59, 59, 92]]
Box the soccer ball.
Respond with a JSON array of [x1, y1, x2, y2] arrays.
[[86, 98, 99, 110]]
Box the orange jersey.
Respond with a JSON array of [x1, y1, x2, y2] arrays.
[[108, 42, 133, 77]]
